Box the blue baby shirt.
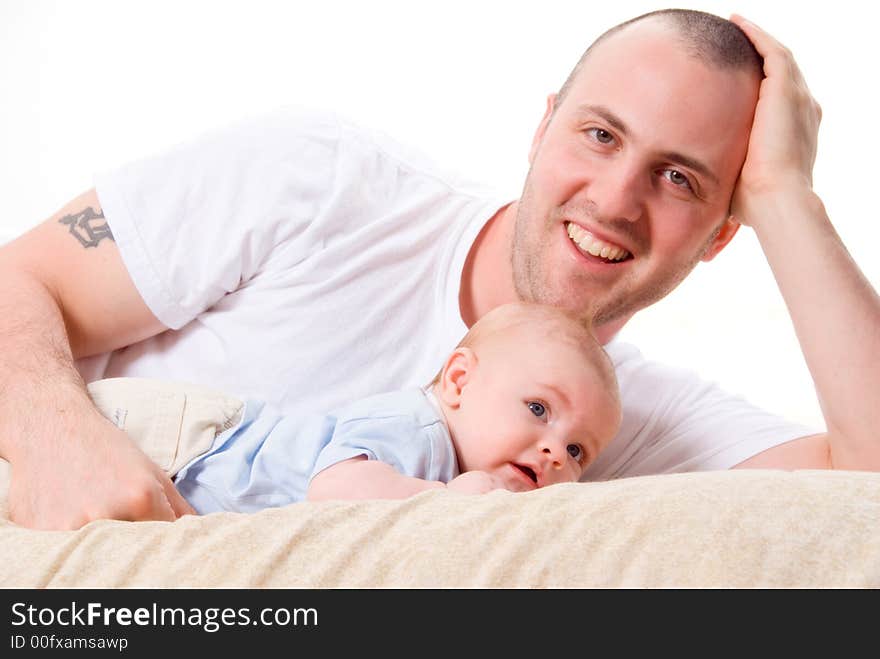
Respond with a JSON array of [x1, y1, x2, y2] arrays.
[[174, 387, 459, 513]]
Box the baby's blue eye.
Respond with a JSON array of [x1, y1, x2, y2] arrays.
[[567, 444, 583, 461], [527, 402, 546, 418]]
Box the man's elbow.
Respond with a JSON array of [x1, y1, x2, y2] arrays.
[[732, 433, 832, 470]]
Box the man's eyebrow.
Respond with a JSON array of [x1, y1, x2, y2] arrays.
[[576, 103, 720, 186], [577, 104, 630, 135], [658, 150, 719, 186]]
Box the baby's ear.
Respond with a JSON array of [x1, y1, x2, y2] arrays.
[[437, 347, 476, 409]]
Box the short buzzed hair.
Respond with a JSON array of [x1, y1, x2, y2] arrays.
[[557, 9, 764, 106]]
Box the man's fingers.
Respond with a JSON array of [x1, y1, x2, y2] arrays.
[[732, 14, 817, 108], [161, 474, 197, 518], [730, 15, 800, 79], [113, 481, 177, 523], [730, 14, 782, 55], [151, 489, 179, 522]]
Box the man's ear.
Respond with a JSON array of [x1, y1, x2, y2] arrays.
[[701, 216, 741, 262], [437, 347, 476, 410], [528, 93, 557, 165]]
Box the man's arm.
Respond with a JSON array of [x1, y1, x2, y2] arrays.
[[0, 188, 194, 528], [729, 16, 880, 471]]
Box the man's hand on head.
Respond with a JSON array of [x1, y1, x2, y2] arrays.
[[729, 14, 823, 228], [725, 16, 880, 474]]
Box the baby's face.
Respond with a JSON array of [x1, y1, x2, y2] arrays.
[[449, 332, 620, 492]]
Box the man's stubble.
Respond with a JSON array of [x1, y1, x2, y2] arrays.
[[510, 171, 725, 331]]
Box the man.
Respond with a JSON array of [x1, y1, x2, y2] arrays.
[[1, 10, 877, 530]]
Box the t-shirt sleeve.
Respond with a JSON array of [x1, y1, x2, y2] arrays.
[[93, 108, 341, 329], [582, 341, 823, 480], [310, 415, 444, 483]]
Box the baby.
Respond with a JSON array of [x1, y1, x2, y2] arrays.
[[171, 302, 622, 513]]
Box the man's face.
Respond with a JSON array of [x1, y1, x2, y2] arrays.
[[512, 20, 760, 333]]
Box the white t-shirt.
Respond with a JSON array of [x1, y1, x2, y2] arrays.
[[89, 107, 817, 480]]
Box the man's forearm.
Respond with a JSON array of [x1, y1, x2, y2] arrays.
[[750, 188, 880, 469], [0, 190, 187, 528], [0, 266, 93, 463]]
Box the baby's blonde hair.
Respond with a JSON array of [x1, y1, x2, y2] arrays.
[[430, 302, 618, 397]]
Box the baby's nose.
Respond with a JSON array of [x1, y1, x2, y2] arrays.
[[541, 442, 565, 468]]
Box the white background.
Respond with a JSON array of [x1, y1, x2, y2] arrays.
[[2, 0, 877, 429]]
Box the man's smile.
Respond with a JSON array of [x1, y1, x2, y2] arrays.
[[565, 221, 632, 263]]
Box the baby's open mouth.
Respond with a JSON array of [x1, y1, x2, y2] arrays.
[[515, 464, 538, 484]]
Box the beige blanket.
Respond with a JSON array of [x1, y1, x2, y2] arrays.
[[1, 379, 879, 588]]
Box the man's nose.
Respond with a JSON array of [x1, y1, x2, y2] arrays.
[[585, 158, 645, 224]]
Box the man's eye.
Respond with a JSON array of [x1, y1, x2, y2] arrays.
[[567, 444, 584, 461], [527, 401, 546, 418], [662, 169, 693, 190], [587, 127, 615, 145]]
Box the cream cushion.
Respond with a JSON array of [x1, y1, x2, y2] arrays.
[[1, 378, 878, 588]]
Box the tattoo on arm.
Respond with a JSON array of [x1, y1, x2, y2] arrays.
[[58, 207, 114, 248]]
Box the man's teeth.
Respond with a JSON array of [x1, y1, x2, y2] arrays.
[[566, 223, 630, 262]]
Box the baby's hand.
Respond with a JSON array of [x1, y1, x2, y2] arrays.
[[446, 470, 510, 495]]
